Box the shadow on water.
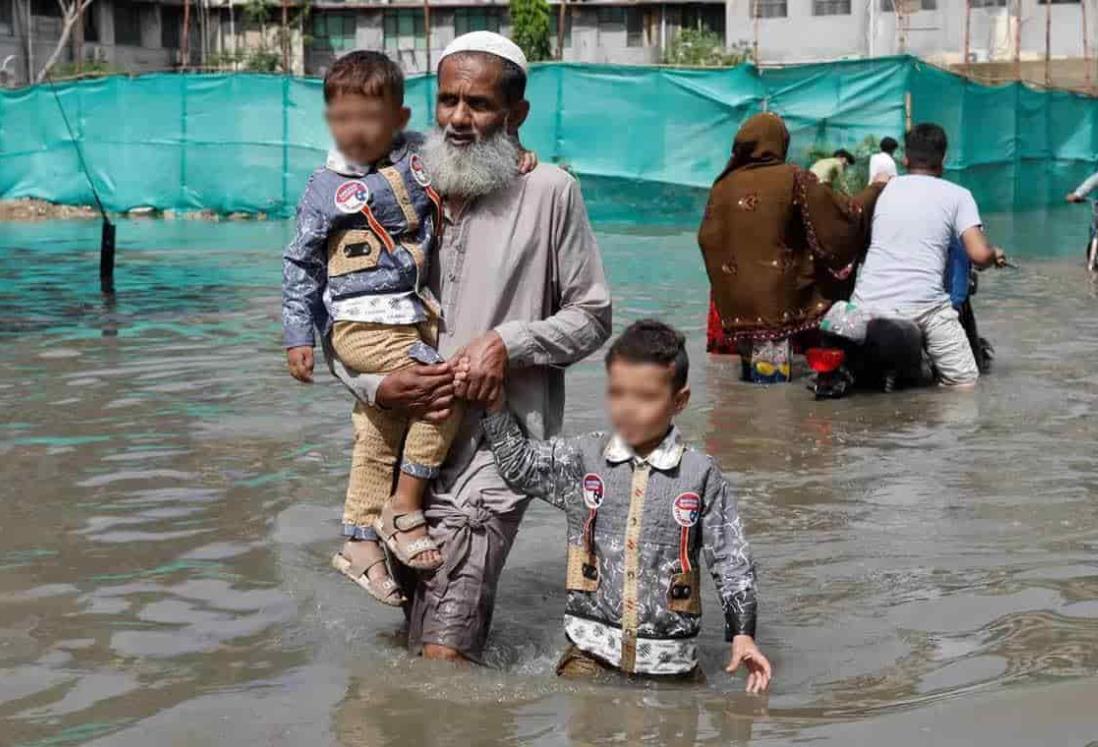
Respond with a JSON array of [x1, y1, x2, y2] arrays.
[[1, 195, 1098, 745]]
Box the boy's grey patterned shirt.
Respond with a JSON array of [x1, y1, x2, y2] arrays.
[[482, 410, 757, 675], [281, 132, 440, 348]]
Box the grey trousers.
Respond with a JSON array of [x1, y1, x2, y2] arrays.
[[399, 448, 530, 662]]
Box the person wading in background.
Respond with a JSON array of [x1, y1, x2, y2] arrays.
[[698, 113, 884, 382]]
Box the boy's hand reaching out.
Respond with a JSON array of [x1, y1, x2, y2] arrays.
[[727, 635, 772, 694], [287, 346, 315, 383]]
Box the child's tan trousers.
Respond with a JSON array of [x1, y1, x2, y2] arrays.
[[331, 321, 461, 534]]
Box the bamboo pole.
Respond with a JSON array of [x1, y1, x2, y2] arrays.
[[281, 0, 289, 72], [1014, 0, 1022, 81], [963, 0, 971, 74], [897, 0, 908, 55], [1083, 0, 1093, 92], [1045, 0, 1052, 86], [424, 0, 432, 72], [182, 0, 192, 69], [752, 0, 760, 63], [557, 0, 566, 60]]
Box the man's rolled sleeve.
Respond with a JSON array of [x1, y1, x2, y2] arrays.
[[492, 178, 611, 368]]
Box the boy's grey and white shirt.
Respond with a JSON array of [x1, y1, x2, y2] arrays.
[[482, 410, 758, 676]]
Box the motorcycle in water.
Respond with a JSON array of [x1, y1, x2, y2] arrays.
[[808, 263, 1000, 399], [1065, 192, 1098, 271]]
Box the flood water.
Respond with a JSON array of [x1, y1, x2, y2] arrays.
[[3, 200, 1098, 745]]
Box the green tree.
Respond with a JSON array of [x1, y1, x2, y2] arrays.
[[663, 29, 752, 68], [509, 0, 552, 63]]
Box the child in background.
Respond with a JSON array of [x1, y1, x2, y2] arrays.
[[281, 51, 454, 606], [480, 320, 772, 690]]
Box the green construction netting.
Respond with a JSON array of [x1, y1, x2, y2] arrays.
[[1, 56, 1094, 217]]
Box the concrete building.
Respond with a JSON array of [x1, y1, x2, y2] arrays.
[[0, 0, 1095, 85]]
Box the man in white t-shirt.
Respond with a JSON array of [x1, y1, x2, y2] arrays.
[[852, 123, 1004, 386], [869, 136, 899, 183]]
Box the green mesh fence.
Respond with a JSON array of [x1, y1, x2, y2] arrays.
[[1, 56, 1094, 217]]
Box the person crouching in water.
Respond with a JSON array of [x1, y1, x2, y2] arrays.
[[698, 113, 884, 383], [479, 320, 772, 691]]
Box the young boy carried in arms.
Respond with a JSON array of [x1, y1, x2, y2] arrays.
[[480, 320, 772, 690], [283, 51, 532, 605]]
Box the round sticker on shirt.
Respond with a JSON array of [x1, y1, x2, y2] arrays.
[[409, 154, 431, 188], [672, 492, 701, 528], [334, 180, 370, 214], [581, 473, 605, 510]]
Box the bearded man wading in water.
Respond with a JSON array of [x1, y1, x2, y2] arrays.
[[329, 32, 612, 663]]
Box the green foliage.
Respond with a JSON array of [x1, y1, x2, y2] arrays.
[[663, 29, 752, 68], [509, 0, 552, 63], [207, 0, 309, 73], [807, 135, 884, 194], [50, 61, 124, 80]]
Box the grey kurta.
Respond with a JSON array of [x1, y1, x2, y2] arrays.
[[332, 163, 612, 658]]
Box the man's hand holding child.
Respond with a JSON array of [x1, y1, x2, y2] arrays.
[[727, 635, 772, 694]]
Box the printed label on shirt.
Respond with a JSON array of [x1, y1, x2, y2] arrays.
[[334, 180, 370, 214], [409, 154, 431, 188], [672, 492, 701, 527], [582, 473, 605, 510]]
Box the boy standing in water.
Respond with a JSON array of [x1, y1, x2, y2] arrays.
[[282, 51, 455, 605], [480, 320, 772, 690]]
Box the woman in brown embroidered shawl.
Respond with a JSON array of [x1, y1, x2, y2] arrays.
[[698, 112, 884, 381]]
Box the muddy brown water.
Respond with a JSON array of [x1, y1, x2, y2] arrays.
[[2, 211, 1098, 746]]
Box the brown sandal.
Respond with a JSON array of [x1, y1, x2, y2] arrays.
[[331, 543, 405, 607], [374, 505, 442, 570]]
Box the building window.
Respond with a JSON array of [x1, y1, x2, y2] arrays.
[[970, 0, 1007, 5], [597, 6, 625, 26], [384, 9, 426, 51], [0, 0, 13, 35], [813, 0, 851, 14], [1037, 0, 1080, 4], [880, 0, 937, 10], [751, 0, 788, 19], [314, 11, 356, 53], [549, 8, 572, 49], [453, 7, 502, 37], [682, 4, 726, 35], [82, 5, 98, 42], [626, 7, 644, 46], [113, 1, 143, 46], [161, 6, 181, 49]]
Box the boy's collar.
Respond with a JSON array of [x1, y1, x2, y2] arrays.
[[604, 426, 685, 472], [325, 135, 410, 177]]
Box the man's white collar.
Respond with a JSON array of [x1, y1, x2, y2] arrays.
[[604, 427, 685, 471]]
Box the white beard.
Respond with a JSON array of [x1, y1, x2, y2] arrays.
[[420, 127, 520, 198]]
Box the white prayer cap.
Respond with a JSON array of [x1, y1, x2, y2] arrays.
[[438, 31, 528, 73]]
